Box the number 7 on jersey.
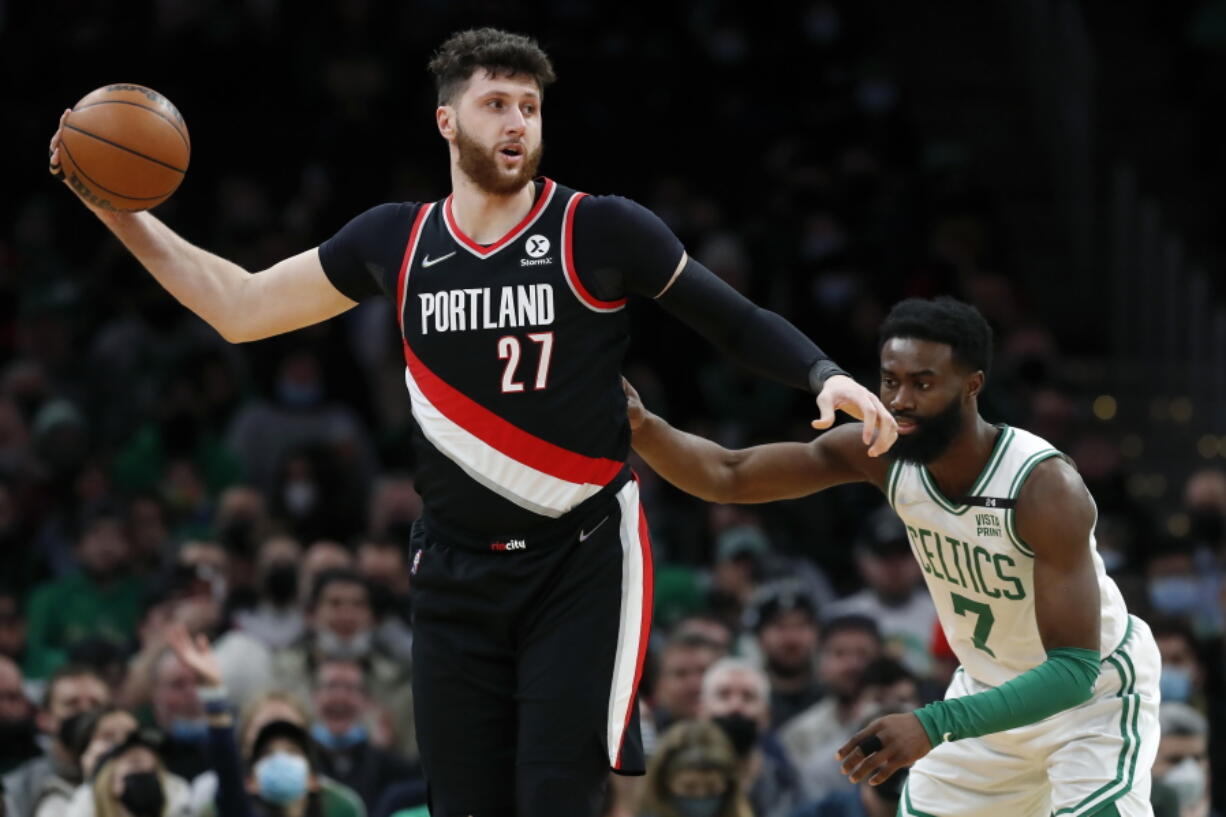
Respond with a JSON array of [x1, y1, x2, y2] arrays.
[[498, 332, 554, 393]]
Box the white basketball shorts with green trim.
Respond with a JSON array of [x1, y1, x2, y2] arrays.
[[900, 615, 1160, 817]]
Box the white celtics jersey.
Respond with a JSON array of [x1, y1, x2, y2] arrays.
[[885, 425, 1130, 687]]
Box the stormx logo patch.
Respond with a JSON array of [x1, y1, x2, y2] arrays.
[[491, 539, 527, 551], [521, 234, 553, 267]]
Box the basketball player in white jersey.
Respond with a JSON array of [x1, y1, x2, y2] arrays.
[[626, 296, 1160, 817]]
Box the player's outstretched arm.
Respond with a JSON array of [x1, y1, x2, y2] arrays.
[[48, 111, 356, 343], [837, 457, 1103, 787], [625, 378, 876, 503]]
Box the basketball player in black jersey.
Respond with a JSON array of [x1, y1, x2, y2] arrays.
[[49, 28, 897, 817]]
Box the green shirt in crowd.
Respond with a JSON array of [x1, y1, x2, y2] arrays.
[[23, 570, 146, 679]]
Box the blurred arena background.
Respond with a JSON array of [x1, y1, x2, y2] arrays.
[[1, 1, 1224, 816]]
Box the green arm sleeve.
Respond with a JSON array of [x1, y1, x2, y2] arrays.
[[914, 647, 1101, 746]]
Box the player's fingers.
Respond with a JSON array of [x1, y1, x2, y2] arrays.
[[836, 725, 876, 761], [847, 751, 891, 784], [857, 397, 879, 447], [811, 391, 835, 430], [866, 755, 901, 786]]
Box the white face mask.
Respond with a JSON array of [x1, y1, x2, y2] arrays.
[[316, 628, 373, 660], [1163, 756, 1206, 809]]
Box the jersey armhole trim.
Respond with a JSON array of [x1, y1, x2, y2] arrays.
[[562, 192, 627, 313], [652, 252, 688, 299], [1002, 448, 1062, 558], [395, 203, 434, 337], [885, 460, 902, 509]]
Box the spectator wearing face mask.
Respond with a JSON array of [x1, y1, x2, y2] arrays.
[[271, 570, 416, 761], [0, 655, 40, 773], [1145, 543, 1214, 635], [66, 727, 192, 817], [309, 658, 417, 811], [1151, 703, 1219, 817], [1151, 618, 1208, 713], [162, 626, 365, 817], [642, 720, 753, 817], [234, 537, 307, 651], [3, 664, 109, 817], [698, 658, 802, 817]]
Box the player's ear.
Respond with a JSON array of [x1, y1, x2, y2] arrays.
[[436, 106, 456, 141], [966, 371, 985, 401]]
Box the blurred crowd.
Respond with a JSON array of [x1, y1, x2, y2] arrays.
[[1, 1, 1224, 817]]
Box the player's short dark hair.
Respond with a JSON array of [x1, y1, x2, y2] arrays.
[[879, 296, 993, 376], [429, 28, 557, 105]]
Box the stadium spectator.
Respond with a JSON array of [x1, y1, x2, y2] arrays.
[[1152, 618, 1209, 713], [1152, 703, 1217, 817], [824, 507, 935, 678], [148, 649, 210, 781], [0, 656, 39, 774], [779, 616, 882, 802], [271, 569, 415, 760], [65, 727, 193, 817], [354, 540, 413, 664], [23, 506, 145, 680], [653, 634, 724, 733], [310, 658, 417, 811], [745, 582, 823, 730], [698, 658, 802, 817], [2, 666, 108, 817], [642, 720, 753, 817], [232, 536, 306, 651], [65, 705, 138, 779], [671, 614, 735, 659], [163, 627, 366, 817]]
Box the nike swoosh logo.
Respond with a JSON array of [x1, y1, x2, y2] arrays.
[[422, 251, 456, 268], [578, 515, 610, 542]]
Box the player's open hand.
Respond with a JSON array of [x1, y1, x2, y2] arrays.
[[836, 712, 931, 786], [811, 374, 898, 457], [622, 377, 646, 432]]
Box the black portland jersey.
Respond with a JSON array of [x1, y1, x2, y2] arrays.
[[391, 179, 637, 535]]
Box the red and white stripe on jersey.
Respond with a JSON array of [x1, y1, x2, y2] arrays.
[[396, 203, 434, 335], [561, 192, 628, 313], [396, 199, 623, 516], [401, 341, 623, 516], [609, 478, 653, 769], [442, 178, 557, 259]]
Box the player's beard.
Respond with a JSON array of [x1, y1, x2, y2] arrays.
[[889, 394, 966, 465], [455, 125, 543, 196]]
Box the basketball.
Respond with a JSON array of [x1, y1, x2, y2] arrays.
[[58, 83, 190, 211]]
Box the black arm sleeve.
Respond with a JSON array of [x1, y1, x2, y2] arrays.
[[571, 194, 842, 392], [318, 202, 420, 301], [656, 257, 839, 392]]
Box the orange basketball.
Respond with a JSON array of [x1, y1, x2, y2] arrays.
[[58, 84, 190, 212]]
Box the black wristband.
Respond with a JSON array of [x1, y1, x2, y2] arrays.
[[808, 359, 850, 394]]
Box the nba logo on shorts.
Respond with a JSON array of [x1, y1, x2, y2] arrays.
[[411, 549, 422, 575]]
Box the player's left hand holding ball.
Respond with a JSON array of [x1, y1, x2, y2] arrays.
[[836, 712, 932, 786], [812, 375, 899, 458]]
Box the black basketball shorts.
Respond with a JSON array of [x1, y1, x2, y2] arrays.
[[408, 479, 653, 817]]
